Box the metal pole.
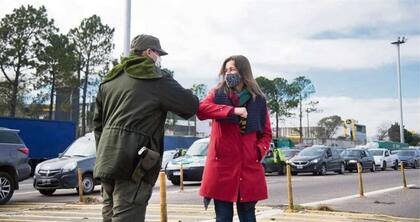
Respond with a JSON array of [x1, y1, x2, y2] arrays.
[[286, 164, 294, 212], [78, 168, 84, 202], [159, 172, 168, 222], [391, 37, 406, 143], [400, 161, 407, 188], [357, 162, 364, 197], [123, 0, 132, 56]]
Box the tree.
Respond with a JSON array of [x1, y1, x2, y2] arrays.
[[388, 122, 419, 145], [190, 84, 208, 136], [290, 76, 315, 143], [68, 15, 115, 135], [305, 100, 321, 138], [316, 115, 342, 138], [256, 76, 299, 138], [35, 33, 77, 120], [0, 5, 56, 117], [376, 122, 390, 140]]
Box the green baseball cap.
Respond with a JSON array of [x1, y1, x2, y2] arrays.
[[130, 34, 168, 56]]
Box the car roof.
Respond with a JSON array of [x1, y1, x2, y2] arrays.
[[194, 137, 210, 143]]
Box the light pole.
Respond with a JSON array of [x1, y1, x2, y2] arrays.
[[123, 0, 132, 56], [391, 37, 406, 143]]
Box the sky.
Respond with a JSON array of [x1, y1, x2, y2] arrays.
[[1, 0, 419, 139]]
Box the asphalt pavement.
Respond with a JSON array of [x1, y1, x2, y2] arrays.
[[4, 167, 420, 221]]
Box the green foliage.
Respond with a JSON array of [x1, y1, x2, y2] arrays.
[[316, 115, 342, 138], [190, 83, 208, 100], [68, 14, 115, 134], [0, 5, 57, 116], [388, 122, 420, 146]]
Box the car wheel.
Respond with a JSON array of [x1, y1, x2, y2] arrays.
[[38, 189, 56, 196], [339, 163, 345, 174], [82, 174, 95, 194], [0, 172, 15, 205], [382, 161, 386, 171], [171, 178, 180, 186], [319, 164, 327, 176], [393, 161, 399, 170], [371, 163, 376, 172]]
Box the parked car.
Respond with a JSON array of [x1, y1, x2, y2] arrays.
[[0, 127, 31, 204], [368, 148, 399, 170], [289, 146, 345, 176], [283, 149, 301, 160], [165, 138, 209, 185], [33, 133, 99, 195], [396, 149, 420, 169], [341, 149, 376, 172], [161, 149, 186, 170]]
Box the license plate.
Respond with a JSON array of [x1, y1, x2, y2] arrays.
[[40, 179, 51, 184], [173, 171, 180, 176], [297, 165, 303, 169]]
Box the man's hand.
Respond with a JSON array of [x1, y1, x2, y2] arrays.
[[234, 107, 248, 118]]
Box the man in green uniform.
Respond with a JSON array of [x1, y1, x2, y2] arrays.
[[93, 34, 199, 222]]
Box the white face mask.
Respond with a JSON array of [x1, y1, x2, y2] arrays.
[[155, 56, 162, 68]]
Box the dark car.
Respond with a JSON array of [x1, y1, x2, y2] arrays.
[[396, 149, 420, 169], [341, 149, 376, 172], [289, 146, 345, 176], [33, 133, 99, 195], [165, 138, 209, 185], [0, 127, 31, 204]]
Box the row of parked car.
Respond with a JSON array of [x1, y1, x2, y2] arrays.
[[2, 127, 420, 204], [162, 138, 420, 185]]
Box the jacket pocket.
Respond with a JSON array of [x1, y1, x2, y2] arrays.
[[131, 148, 160, 183]]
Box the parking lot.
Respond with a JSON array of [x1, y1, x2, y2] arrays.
[[2, 167, 419, 221]]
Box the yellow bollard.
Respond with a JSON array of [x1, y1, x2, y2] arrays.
[[286, 163, 294, 212], [400, 162, 407, 188], [357, 162, 364, 197], [180, 163, 184, 192], [159, 171, 168, 222], [78, 168, 84, 202]]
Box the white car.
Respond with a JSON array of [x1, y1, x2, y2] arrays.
[[368, 148, 399, 170]]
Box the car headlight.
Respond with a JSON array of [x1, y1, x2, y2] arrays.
[[349, 160, 357, 163], [35, 164, 42, 174], [62, 162, 77, 173], [166, 162, 179, 170], [311, 159, 319, 163]]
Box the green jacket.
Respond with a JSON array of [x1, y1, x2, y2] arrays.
[[93, 55, 199, 184]]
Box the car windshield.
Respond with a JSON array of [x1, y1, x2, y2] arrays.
[[369, 150, 384, 156], [186, 141, 208, 156], [342, 150, 361, 157], [397, 150, 415, 157], [63, 136, 95, 157], [284, 150, 299, 157], [298, 147, 325, 157]]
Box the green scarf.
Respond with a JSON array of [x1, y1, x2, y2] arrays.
[[237, 88, 252, 106], [102, 55, 162, 84]]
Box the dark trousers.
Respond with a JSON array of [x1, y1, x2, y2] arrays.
[[101, 178, 153, 222], [214, 199, 257, 222]]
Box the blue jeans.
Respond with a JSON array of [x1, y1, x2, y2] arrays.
[[214, 199, 257, 222]]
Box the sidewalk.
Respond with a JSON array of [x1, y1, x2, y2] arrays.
[[1, 201, 419, 222]]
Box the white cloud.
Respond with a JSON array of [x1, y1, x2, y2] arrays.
[[279, 96, 420, 138]]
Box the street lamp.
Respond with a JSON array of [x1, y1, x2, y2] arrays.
[[391, 37, 406, 143]]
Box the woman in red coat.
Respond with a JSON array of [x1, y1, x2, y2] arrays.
[[197, 55, 272, 222]]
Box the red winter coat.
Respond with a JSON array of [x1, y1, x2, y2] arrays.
[[197, 90, 272, 203]]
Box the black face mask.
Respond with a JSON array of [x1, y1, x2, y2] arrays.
[[225, 73, 242, 88]]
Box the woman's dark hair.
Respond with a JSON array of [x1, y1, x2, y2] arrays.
[[216, 55, 264, 99]]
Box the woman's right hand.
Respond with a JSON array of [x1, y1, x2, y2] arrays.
[[234, 107, 248, 118]]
